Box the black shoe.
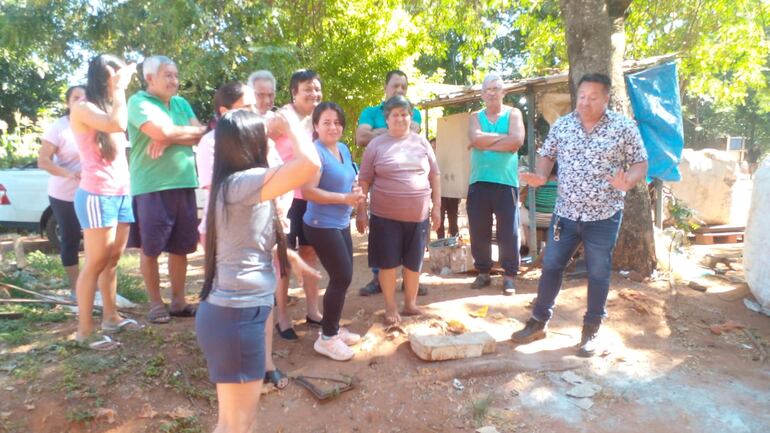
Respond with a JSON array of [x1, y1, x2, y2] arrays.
[[502, 278, 516, 296], [358, 277, 382, 296], [577, 323, 600, 357], [400, 282, 428, 296], [470, 273, 492, 290], [275, 323, 299, 342], [305, 315, 323, 327], [511, 318, 547, 344]]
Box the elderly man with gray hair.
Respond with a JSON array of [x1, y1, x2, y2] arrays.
[[248, 70, 277, 115], [127, 55, 207, 324], [466, 73, 525, 295]]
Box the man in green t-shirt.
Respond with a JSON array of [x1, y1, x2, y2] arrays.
[[355, 70, 426, 297], [127, 55, 207, 324]]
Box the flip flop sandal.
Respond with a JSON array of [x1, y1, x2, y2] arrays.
[[102, 318, 144, 333], [169, 304, 198, 318], [77, 334, 121, 351], [148, 304, 171, 324], [264, 369, 289, 389]]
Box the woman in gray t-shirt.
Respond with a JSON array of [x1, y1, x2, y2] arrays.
[[195, 109, 320, 433]]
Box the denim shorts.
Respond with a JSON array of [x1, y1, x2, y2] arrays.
[[73, 188, 134, 229], [195, 301, 272, 384]]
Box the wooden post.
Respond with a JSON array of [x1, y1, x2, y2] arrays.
[[526, 86, 538, 255], [424, 107, 429, 139], [654, 178, 663, 229]]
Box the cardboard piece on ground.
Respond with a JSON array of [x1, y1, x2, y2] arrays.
[[409, 331, 496, 361]]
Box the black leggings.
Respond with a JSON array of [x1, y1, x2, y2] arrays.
[[438, 197, 459, 239], [49, 196, 81, 267], [303, 223, 353, 337]]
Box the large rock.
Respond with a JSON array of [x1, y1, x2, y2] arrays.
[[409, 332, 496, 361], [744, 156, 770, 309], [668, 149, 752, 225]]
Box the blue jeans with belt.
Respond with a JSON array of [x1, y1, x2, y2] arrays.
[[466, 181, 520, 277], [532, 211, 623, 326]]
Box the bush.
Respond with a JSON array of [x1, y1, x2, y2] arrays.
[[0, 112, 47, 169]]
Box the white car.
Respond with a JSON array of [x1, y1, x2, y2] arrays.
[[0, 167, 205, 249]]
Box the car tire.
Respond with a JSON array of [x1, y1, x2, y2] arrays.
[[44, 213, 61, 251]]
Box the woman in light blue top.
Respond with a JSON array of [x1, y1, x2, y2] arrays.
[[302, 102, 365, 361], [195, 109, 320, 433]]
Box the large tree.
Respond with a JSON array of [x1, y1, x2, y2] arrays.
[[560, 0, 657, 276]]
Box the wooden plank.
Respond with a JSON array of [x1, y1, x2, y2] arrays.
[[435, 112, 471, 199]]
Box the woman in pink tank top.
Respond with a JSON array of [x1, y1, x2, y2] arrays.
[[69, 54, 141, 350]]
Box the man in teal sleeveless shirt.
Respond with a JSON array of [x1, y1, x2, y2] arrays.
[[467, 74, 525, 295]]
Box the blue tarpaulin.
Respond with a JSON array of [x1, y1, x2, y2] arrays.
[[625, 62, 684, 182]]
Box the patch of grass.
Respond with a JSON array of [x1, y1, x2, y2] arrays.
[[65, 408, 95, 423], [0, 304, 68, 346], [0, 270, 35, 297], [0, 418, 27, 433], [58, 351, 120, 398], [116, 254, 147, 303], [167, 369, 216, 406], [8, 353, 43, 381], [142, 354, 166, 379], [129, 326, 167, 349], [472, 394, 494, 425], [26, 250, 66, 280], [158, 416, 204, 433]]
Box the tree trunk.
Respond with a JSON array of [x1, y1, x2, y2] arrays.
[[561, 0, 612, 100], [561, 0, 657, 276]]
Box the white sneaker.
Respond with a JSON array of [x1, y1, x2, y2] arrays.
[[314, 334, 354, 361], [338, 327, 361, 346]]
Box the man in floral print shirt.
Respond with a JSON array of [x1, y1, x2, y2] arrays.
[[511, 73, 648, 357]]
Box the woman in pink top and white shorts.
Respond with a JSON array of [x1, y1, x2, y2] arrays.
[[70, 54, 142, 350]]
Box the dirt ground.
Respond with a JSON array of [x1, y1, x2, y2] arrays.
[[1, 230, 769, 433]]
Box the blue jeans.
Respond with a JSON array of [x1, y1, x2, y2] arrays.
[[466, 182, 520, 277], [532, 211, 623, 326]]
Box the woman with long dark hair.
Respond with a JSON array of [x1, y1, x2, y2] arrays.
[[196, 81, 290, 390], [195, 109, 320, 432], [38, 85, 86, 298], [69, 54, 141, 350], [302, 102, 364, 361]]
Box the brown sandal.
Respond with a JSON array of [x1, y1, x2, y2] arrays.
[[147, 304, 170, 324]]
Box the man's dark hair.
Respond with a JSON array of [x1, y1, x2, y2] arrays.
[[289, 69, 321, 96], [578, 73, 611, 93], [385, 70, 408, 86], [383, 95, 412, 118]]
